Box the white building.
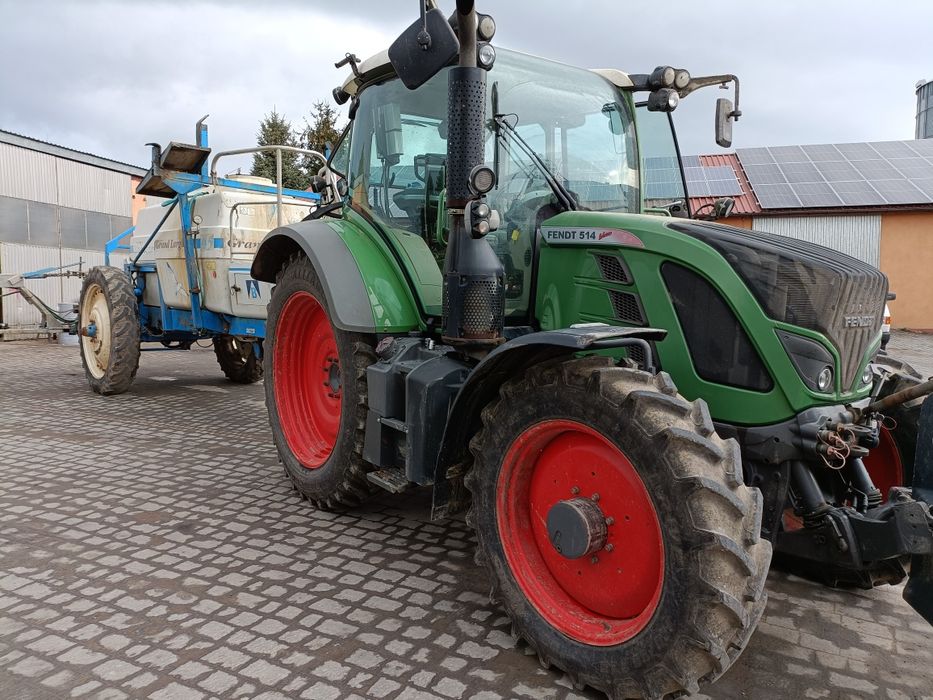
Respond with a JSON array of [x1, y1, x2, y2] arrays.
[[0, 130, 150, 328]]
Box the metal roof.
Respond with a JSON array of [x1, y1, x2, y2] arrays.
[[0, 129, 147, 178], [688, 153, 761, 216]]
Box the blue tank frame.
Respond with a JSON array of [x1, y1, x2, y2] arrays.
[[102, 121, 321, 351]]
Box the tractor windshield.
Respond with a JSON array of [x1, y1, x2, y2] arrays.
[[344, 49, 639, 321]]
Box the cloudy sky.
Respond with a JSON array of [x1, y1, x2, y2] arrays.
[[1, 0, 931, 170]]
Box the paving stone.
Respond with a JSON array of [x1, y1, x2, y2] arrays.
[[0, 339, 931, 700]]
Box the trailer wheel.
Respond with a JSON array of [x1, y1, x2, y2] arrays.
[[466, 357, 771, 699], [865, 355, 923, 497], [78, 266, 141, 395], [264, 254, 376, 509], [214, 335, 262, 384]]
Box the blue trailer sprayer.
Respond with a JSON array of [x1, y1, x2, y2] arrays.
[[77, 118, 327, 394]]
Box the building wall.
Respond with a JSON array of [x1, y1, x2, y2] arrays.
[[750, 214, 882, 267], [0, 243, 126, 327], [879, 210, 933, 331], [0, 142, 140, 328], [723, 215, 753, 229]]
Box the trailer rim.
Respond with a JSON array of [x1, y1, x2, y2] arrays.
[[273, 290, 341, 469], [495, 418, 664, 646], [79, 282, 111, 379]]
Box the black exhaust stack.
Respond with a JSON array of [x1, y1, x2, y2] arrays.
[[441, 2, 504, 347], [388, 1, 504, 347]]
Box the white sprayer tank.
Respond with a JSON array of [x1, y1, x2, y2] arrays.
[[130, 176, 313, 319]]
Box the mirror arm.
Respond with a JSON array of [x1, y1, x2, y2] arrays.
[[680, 74, 741, 120]]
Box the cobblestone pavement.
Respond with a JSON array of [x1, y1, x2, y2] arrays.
[[885, 331, 933, 377], [0, 335, 931, 700]]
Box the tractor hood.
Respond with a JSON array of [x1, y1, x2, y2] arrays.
[[666, 220, 888, 391]]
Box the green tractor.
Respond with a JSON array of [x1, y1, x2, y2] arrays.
[[251, 2, 933, 697]]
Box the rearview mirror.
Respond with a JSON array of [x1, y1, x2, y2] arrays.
[[388, 7, 459, 90], [713, 197, 735, 219], [715, 98, 734, 148]]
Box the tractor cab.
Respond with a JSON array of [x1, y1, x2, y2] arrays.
[[332, 48, 642, 324]]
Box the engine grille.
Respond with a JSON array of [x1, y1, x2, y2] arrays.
[[668, 221, 887, 391], [595, 254, 631, 284], [608, 290, 646, 326]]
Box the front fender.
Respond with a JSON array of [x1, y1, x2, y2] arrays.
[[251, 219, 421, 333], [429, 325, 667, 519]]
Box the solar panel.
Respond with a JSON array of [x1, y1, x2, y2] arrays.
[[645, 182, 685, 199], [753, 183, 801, 208], [779, 162, 822, 183], [736, 147, 774, 165], [801, 144, 844, 162], [742, 163, 786, 185], [644, 157, 744, 200], [683, 163, 743, 197], [738, 140, 933, 209], [769, 145, 808, 163]]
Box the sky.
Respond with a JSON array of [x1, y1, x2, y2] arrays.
[[1, 0, 931, 170]]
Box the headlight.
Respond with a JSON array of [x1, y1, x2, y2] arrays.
[[817, 366, 834, 392], [777, 330, 836, 393], [861, 366, 873, 386]]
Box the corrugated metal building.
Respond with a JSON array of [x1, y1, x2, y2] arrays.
[[688, 140, 933, 330], [0, 130, 148, 327]]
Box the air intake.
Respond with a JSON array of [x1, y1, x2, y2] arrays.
[[608, 290, 645, 325]]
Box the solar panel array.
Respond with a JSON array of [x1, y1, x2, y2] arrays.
[[644, 155, 743, 200], [737, 140, 933, 209]]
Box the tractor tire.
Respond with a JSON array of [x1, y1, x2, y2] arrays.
[[466, 356, 771, 700], [865, 355, 925, 497], [214, 335, 262, 384], [264, 254, 376, 509], [78, 266, 141, 396]]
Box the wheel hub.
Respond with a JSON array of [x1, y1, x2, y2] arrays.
[[546, 497, 608, 559]]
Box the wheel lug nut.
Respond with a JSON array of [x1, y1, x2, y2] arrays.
[[570, 486, 580, 495], [605, 543, 614, 552], [590, 555, 599, 564], [591, 493, 600, 502], [605, 516, 615, 526]]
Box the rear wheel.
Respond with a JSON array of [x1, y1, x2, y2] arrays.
[[467, 357, 771, 699], [214, 335, 262, 384], [264, 254, 376, 508], [78, 266, 140, 395]]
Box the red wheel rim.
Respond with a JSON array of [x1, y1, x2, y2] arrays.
[[273, 291, 341, 469], [863, 427, 904, 502], [496, 419, 664, 646]]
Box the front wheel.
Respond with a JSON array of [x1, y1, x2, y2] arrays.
[[78, 266, 140, 395], [467, 357, 771, 699], [865, 355, 924, 498], [264, 254, 376, 509]]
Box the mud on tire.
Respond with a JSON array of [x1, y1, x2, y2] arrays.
[[466, 356, 772, 699], [78, 266, 141, 396], [264, 254, 376, 509]]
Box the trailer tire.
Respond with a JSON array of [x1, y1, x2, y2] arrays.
[[264, 254, 376, 509], [78, 266, 141, 396], [466, 356, 771, 699], [214, 335, 262, 384]]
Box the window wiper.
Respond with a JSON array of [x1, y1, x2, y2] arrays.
[[493, 114, 577, 211]]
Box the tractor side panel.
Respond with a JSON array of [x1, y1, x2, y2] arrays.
[[534, 211, 872, 426]]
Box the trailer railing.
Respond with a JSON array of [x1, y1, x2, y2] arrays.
[[209, 146, 330, 227]]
